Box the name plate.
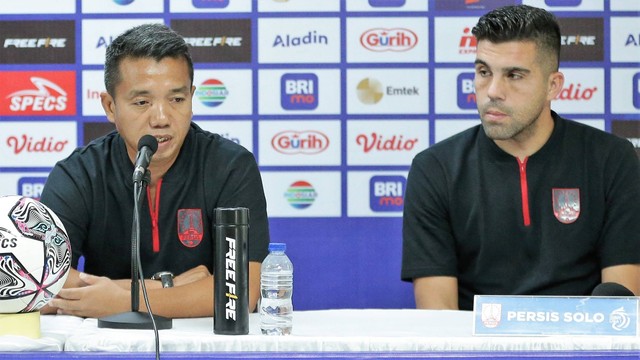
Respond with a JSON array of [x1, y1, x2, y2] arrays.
[[473, 295, 639, 336]]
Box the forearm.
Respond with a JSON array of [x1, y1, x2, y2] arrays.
[[138, 262, 262, 318]]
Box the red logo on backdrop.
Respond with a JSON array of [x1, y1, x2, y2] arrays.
[[0, 71, 76, 116], [554, 83, 597, 101], [360, 28, 418, 52], [355, 132, 418, 153], [5, 134, 69, 155], [552, 188, 580, 224], [271, 130, 329, 155], [177, 209, 204, 247]]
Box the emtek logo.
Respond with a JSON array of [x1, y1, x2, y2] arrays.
[[18, 177, 47, 200], [457, 72, 476, 109], [281, 73, 318, 110], [370, 175, 405, 212], [633, 73, 640, 109], [192, 0, 229, 8]]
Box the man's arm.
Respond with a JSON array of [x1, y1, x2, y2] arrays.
[[413, 276, 459, 310], [47, 261, 262, 318], [602, 264, 640, 295]]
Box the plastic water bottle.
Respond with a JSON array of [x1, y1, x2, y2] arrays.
[[260, 242, 293, 335]]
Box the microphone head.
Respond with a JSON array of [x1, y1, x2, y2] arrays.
[[137, 135, 158, 154], [591, 282, 635, 297]]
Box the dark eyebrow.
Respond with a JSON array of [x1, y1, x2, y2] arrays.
[[474, 59, 531, 74], [126, 86, 190, 99]]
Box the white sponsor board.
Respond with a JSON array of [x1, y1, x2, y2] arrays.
[[261, 171, 341, 218]]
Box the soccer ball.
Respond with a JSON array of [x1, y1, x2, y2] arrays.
[[0, 195, 71, 313]]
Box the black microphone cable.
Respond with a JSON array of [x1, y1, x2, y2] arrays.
[[133, 175, 161, 360]]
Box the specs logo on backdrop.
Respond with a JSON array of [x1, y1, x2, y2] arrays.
[[457, 72, 476, 109], [113, 0, 135, 5], [356, 77, 420, 105], [1, 72, 76, 116], [368, 0, 406, 7], [284, 181, 317, 209], [192, 0, 229, 8], [281, 73, 318, 110], [545, 0, 582, 6], [459, 27, 477, 54], [18, 177, 48, 200], [554, 82, 598, 102], [633, 73, 640, 109], [271, 130, 329, 155], [171, 19, 251, 63], [360, 28, 418, 52], [355, 132, 418, 154], [369, 175, 405, 212], [196, 79, 228, 107], [273, 30, 328, 48], [0, 21, 75, 64], [558, 18, 603, 62]]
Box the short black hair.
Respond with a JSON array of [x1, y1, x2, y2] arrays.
[[104, 23, 194, 97], [472, 5, 561, 70]]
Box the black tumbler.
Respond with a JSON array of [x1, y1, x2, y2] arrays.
[[213, 207, 249, 335]]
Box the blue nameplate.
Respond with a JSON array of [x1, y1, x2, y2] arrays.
[[473, 295, 639, 336]]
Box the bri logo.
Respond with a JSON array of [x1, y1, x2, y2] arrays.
[[545, 0, 581, 5], [271, 130, 329, 155], [18, 177, 48, 200], [193, 0, 229, 8], [457, 72, 476, 109], [368, 0, 406, 7], [370, 175, 405, 212], [281, 73, 318, 110], [633, 73, 640, 109]]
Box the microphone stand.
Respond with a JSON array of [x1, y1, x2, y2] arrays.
[[98, 170, 172, 330]]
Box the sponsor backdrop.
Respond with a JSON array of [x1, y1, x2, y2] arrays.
[[0, 0, 638, 310]]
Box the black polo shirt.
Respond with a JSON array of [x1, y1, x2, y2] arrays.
[[41, 123, 270, 278], [402, 112, 640, 310]]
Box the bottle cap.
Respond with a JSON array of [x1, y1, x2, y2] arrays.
[[268, 242, 286, 252], [214, 207, 249, 226]]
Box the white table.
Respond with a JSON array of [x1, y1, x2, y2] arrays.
[[62, 309, 640, 352]]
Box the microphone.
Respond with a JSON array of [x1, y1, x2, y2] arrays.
[[591, 282, 635, 297], [132, 135, 158, 184]]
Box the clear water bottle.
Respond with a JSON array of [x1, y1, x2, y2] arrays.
[[260, 242, 293, 335]]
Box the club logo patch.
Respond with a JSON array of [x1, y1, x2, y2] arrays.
[[481, 303, 501, 328], [177, 209, 203, 247], [552, 188, 580, 224]]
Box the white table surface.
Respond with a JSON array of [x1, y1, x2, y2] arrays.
[[62, 309, 640, 352]]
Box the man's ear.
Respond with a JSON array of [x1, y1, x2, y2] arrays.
[[547, 71, 565, 101], [100, 92, 117, 124]]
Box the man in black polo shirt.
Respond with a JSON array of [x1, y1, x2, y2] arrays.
[[401, 5, 640, 310], [41, 24, 270, 318]]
